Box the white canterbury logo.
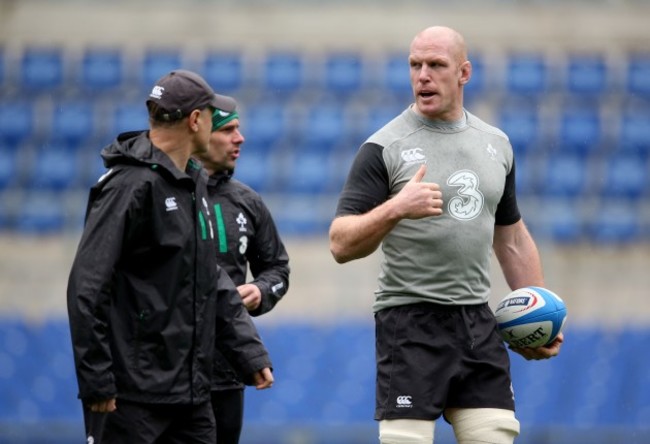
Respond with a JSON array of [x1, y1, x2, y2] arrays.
[[400, 148, 426, 164], [150, 85, 164, 99], [165, 197, 178, 212], [396, 395, 413, 408]]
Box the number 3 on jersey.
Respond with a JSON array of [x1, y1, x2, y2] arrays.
[[447, 170, 484, 221]]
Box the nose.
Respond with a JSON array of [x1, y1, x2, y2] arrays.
[[235, 129, 245, 144], [418, 65, 431, 81]]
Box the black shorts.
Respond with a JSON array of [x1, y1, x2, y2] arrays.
[[374, 302, 515, 421]]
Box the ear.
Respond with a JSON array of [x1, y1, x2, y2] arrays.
[[459, 60, 472, 85], [188, 109, 202, 132]]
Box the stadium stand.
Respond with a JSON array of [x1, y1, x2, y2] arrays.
[[262, 51, 306, 96], [321, 52, 365, 98], [0, 43, 648, 242], [0, 99, 36, 147], [138, 48, 185, 89], [201, 50, 245, 93], [557, 104, 604, 156], [381, 52, 413, 98], [18, 47, 65, 94], [504, 52, 550, 96], [564, 52, 610, 96], [1, 318, 649, 443], [626, 52, 650, 98], [77, 47, 126, 93], [1, 4, 650, 442], [496, 100, 544, 158]]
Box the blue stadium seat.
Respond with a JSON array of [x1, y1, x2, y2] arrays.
[[50, 99, 96, 146], [271, 195, 332, 236], [25, 143, 83, 191], [534, 197, 584, 243], [382, 53, 411, 97], [322, 52, 364, 95], [599, 153, 648, 199], [565, 53, 608, 95], [619, 107, 650, 155], [0, 47, 5, 88], [464, 52, 486, 101], [548, 328, 614, 426], [601, 328, 646, 426], [240, 102, 289, 148], [0, 148, 18, 190], [201, 51, 244, 93], [540, 154, 589, 198], [513, 155, 538, 197], [280, 149, 335, 195], [505, 52, 549, 95], [19, 47, 65, 92], [328, 148, 356, 194], [262, 52, 304, 94], [13, 191, 66, 233], [298, 104, 348, 149], [626, 53, 650, 97], [557, 105, 603, 156], [139, 48, 183, 88], [232, 149, 274, 193], [109, 101, 149, 135], [78, 47, 125, 92], [0, 99, 36, 146], [362, 104, 401, 137], [497, 102, 542, 157], [617, 329, 650, 426], [586, 200, 641, 244]]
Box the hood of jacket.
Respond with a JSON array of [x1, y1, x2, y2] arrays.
[[101, 130, 199, 183]]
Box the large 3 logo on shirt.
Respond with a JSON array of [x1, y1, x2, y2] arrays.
[[447, 170, 484, 221]]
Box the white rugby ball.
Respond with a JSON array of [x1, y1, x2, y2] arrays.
[[494, 286, 567, 348]]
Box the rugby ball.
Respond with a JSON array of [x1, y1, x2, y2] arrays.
[[494, 286, 567, 348]]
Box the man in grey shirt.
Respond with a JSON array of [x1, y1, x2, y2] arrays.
[[329, 26, 563, 444]]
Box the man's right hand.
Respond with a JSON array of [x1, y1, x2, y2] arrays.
[[393, 164, 444, 219], [89, 398, 117, 413]]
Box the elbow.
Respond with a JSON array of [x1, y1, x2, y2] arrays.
[[330, 242, 352, 264]]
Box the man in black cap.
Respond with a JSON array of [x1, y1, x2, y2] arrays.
[[67, 69, 274, 444]]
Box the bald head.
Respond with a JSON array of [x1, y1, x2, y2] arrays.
[[407, 25, 471, 121], [411, 26, 468, 65]]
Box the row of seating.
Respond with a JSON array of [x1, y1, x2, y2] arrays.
[[0, 159, 648, 243], [2, 96, 650, 154], [2, 46, 650, 98], [1, 135, 648, 196], [1, 46, 649, 240], [0, 318, 648, 428]]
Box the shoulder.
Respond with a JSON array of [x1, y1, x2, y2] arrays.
[[227, 178, 263, 201], [465, 111, 509, 141], [366, 108, 415, 148]]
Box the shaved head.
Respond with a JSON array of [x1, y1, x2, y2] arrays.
[[411, 26, 468, 65]]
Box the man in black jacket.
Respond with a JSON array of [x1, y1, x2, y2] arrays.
[[67, 70, 274, 444], [195, 98, 290, 444]]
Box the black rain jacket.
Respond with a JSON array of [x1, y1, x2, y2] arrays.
[[205, 170, 290, 390], [67, 131, 271, 405]]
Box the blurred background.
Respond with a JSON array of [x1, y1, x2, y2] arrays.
[[1, 0, 649, 442]]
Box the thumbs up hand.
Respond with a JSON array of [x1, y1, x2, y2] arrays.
[[392, 164, 443, 219]]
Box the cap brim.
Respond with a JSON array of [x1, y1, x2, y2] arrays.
[[210, 94, 237, 113]]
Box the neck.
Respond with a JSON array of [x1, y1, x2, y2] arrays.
[[149, 129, 192, 172]]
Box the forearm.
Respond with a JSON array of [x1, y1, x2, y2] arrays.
[[494, 220, 544, 290], [329, 201, 402, 264]]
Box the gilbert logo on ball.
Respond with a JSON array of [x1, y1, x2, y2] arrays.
[[494, 286, 567, 348]]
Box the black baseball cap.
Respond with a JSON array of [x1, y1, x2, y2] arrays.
[[146, 69, 236, 122]]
